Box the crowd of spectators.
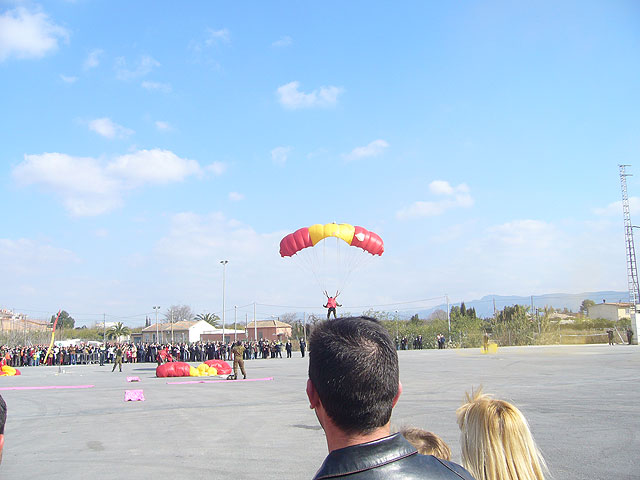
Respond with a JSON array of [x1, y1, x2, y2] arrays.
[[0, 338, 299, 367]]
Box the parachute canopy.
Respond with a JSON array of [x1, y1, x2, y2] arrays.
[[156, 360, 231, 378], [280, 223, 384, 257]]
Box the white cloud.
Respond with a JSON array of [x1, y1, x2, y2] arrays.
[[272, 36, 292, 47], [205, 28, 230, 45], [12, 153, 122, 216], [115, 55, 160, 80], [429, 180, 455, 195], [141, 81, 172, 93], [396, 181, 474, 219], [271, 146, 293, 166], [344, 139, 389, 160], [60, 74, 77, 83], [0, 6, 69, 62], [155, 120, 172, 131], [594, 197, 640, 217], [88, 117, 134, 139], [12, 149, 203, 216], [229, 192, 244, 202], [277, 81, 343, 110], [154, 213, 284, 296], [485, 220, 555, 248], [83, 48, 102, 70], [107, 149, 201, 185], [94, 228, 109, 238], [207, 161, 227, 176], [0, 238, 77, 276]]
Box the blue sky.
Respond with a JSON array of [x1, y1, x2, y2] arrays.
[[1, 1, 640, 326]]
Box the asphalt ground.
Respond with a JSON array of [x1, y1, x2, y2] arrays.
[[1, 343, 637, 480]]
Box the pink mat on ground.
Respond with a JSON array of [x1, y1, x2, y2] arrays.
[[126, 376, 140, 382], [167, 376, 274, 385], [124, 389, 145, 401], [0, 385, 95, 391]]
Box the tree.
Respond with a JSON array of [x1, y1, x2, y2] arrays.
[[427, 309, 448, 321], [579, 299, 596, 316], [165, 305, 195, 323], [107, 322, 131, 340], [50, 310, 75, 329], [492, 304, 531, 345], [409, 314, 422, 325], [362, 309, 394, 321], [195, 313, 220, 327]]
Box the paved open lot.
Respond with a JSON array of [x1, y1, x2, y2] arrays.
[[1, 343, 638, 479]]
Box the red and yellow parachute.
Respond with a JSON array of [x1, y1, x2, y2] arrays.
[[280, 223, 384, 294], [280, 223, 384, 257]]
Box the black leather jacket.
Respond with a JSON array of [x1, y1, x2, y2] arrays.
[[312, 433, 475, 479]]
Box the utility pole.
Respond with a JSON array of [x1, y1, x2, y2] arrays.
[[153, 306, 160, 344], [234, 305, 237, 342], [103, 313, 106, 345], [253, 302, 257, 341], [619, 164, 639, 344], [171, 311, 174, 343], [395, 310, 399, 346], [303, 312, 307, 345], [446, 295, 450, 334]]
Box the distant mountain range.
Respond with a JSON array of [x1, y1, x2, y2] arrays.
[[415, 291, 629, 319]]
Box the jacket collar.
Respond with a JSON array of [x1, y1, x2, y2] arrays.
[[313, 433, 417, 479]]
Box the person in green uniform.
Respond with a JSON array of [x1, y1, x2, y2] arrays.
[[231, 342, 246, 379], [112, 345, 123, 372]]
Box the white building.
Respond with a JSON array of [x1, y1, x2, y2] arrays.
[[141, 320, 213, 343], [587, 302, 631, 322]]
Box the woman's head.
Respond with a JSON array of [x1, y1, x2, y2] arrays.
[[457, 388, 547, 480]]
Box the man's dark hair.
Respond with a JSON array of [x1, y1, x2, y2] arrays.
[[0, 394, 6, 435], [308, 316, 398, 434]]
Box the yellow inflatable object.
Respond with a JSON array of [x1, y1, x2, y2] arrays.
[[309, 223, 355, 247], [193, 363, 219, 377], [2, 365, 16, 376], [481, 342, 498, 354]]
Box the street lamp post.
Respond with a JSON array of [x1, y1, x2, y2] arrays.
[[153, 306, 161, 343], [220, 260, 228, 344], [234, 305, 238, 342]]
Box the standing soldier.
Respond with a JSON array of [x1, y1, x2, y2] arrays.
[[607, 329, 614, 346], [299, 338, 306, 358], [111, 345, 123, 372], [285, 340, 293, 358], [231, 342, 246, 380]]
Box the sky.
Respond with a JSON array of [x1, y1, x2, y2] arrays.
[[1, 1, 640, 327]]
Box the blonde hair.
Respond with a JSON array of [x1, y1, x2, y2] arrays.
[[400, 426, 452, 460], [456, 388, 547, 480]]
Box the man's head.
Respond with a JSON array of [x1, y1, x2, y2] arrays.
[[307, 316, 399, 434]]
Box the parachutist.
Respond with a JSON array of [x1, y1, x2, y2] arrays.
[[324, 291, 342, 319]]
